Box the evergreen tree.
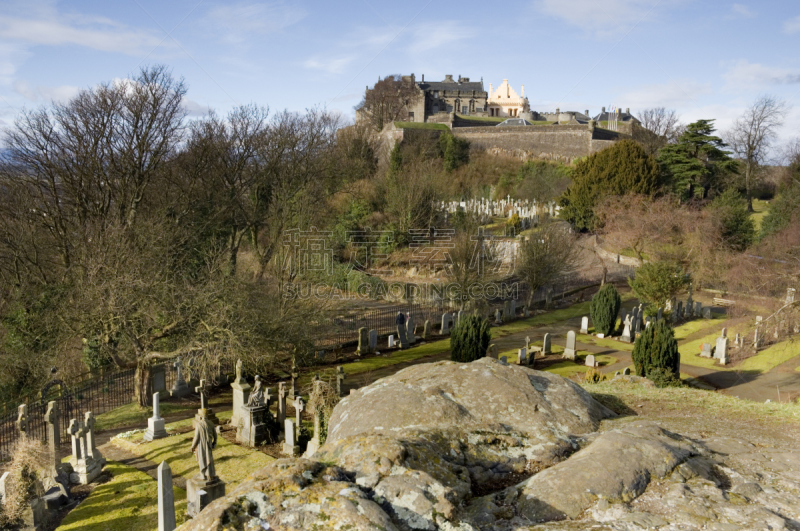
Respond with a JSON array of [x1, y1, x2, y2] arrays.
[[709, 188, 755, 251], [590, 284, 622, 336], [658, 119, 738, 201], [560, 140, 661, 231], [450, 315, 491, 362], [439, 132, 470, 172], [628, 261, 690, 309], [760, 161, 800, 239], [632, 320, 680, 378]]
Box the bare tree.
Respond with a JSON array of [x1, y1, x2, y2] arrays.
[[517, 222, 580, 307], [726, 95, 789, 210], [632, 107, 681, 155], [355, 75, 420, 131]]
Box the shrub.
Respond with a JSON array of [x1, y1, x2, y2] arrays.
[[583, 367, 605, 384], [646, 367, 683, 388], [0, 437, 49, 528], [590, 284, 622, 336], [629, 261, 690, 309], [631, 320, 680, 378], [450, 315, 491, 362]]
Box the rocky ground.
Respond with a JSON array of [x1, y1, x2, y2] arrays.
[[179, 358, 800, 531]]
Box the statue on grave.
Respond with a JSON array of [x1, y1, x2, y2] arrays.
[[246, 375, 265, 407], [191, 412, 218, 482]]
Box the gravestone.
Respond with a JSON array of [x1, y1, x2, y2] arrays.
[[289, 363, 299, 400], [144, 392, 168, 441], [517, 348, 527, 365], [158, 461, 176, 531], [16, 404, 28, 436], [422, 320, 431, 340], [585, 354, 596, 368], [563, 331, 577, 360], [457, 310, 465, 324], [702, 306, 712, 319], [369, 330, 378, 351], [230, 360, 251, 429], [503, 300, 512, 319], [195, 379, 219, 426], [623, 367, 631, 375], [303, 382, 324, 458], [282, 419, 299, 456], [293, 396, 305, 427], [495, 309, 503, 324], [277, 382, 287, 427], [674, 301, 683, 322], [525, 336, 530, 350], [44, 401, 61, 476], [336, 366, 346, 397], [635, 316, 643, 335], [545, 287, 553, 307], [150, 364, 167, 398], [695, 302, 703, 317], [357, 327, 370, 355], [487, 344, 498, 359], [715, 336, 729, 364], [543, 333, 552, 354], [236, 400, 270, 448], [700, 343, 712, 358], [441, 314, 451, 335], [396, 324, 408, 349], [580, 316, 589, 334], [735, 332, 741, 347], [722, 327, 727, 338], [754, 326, 763, 349], [68, 412, 105, 484], [388, 335, 395, 348], [187, 411, 225, 518], [170, 357, 190, 399], [621, 319, 632, 343], [657, 308, 663, 321], [686, 294, 693, 317], [510, 299, 517, 318], [786, 287, 796, 304], [645, 317, 651, 328]]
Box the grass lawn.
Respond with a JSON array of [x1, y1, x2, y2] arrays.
[[58, 461, 189, 531], [456, 114, 504, 123], [394, 121, 449, 130], [577, 332, 634, 352], [739, 340, 800, 372], [335, 339, 451, 377], [750, 198, 769, 233], [95, 394, 230, 432], [112, 411, 273, 488], [545, 354, 618, 378], [672, 315, 727, 342]]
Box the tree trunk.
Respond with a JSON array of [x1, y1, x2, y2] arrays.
[[134, 364, 153, 407]]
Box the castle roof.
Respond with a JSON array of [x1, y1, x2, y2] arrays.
[[417, 79, 485, 93], [593, 110, 638, 123]]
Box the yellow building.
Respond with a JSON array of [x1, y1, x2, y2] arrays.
[[487, 80, 530, 118]]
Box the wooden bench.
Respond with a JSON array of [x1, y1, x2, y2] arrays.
[[713, 297, 736, 307]]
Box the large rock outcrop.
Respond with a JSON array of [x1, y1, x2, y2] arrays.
[[180, 358, 800, 530]]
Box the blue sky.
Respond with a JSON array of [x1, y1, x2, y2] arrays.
[[1, 0, 799, 150]]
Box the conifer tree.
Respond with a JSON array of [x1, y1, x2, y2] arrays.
[[450, 315, 491, 362], [631, 319, 680, 377], [590, 284, 622, 336]]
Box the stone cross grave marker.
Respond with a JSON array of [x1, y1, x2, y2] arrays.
[[158, 461, 176, 531], [68, 419, 82, 460], [44, 401, 60, 472], [84, 411, 101, 460], [230, 359, 251, 428], [196, 380, 208, 410], [525, 336, 530, 350], [580, 316, 589, 334], [564, 331, 577, 360], [170, 357, 190, 399], [290, 363, 299, 399], [293, 396, 305, 426], [621, 319, 632, 343]]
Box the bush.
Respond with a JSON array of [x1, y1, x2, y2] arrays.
[[631, 320, 680, 378], [628, 261, 690, 309], [709, 188, 755, 251], [646, 367, 683, 388], [450, 315, 491, 362], [583, 367, 605, 384], [590, 284, 622, 336]]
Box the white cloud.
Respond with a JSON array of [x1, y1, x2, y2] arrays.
[[723, 59, 800, 89], [204, 2, 306, 45], [407, 21, 471, 54], [728, 3, 755, 18], [533, 0, 681, 36], [784, 15, 800, 34], [13, 80, 80, 102], [303, 56, 355, 75], [0, 14, 166, 55], [621, 80, 712, 111], [183, 98, 212, 117]]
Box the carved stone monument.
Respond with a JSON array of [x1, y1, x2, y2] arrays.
[[187, 411, 225, 518], [144, 392, 168, 441], [230, 359, 251, 428], [170, 357, 190, 399]]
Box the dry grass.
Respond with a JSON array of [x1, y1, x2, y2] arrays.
[[0, 437, 50, 527]]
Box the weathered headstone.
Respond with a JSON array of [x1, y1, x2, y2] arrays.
[[721, 327, 727, 338], [735, 332, 741, 347], [543, 333, 552, 354], [230, 359, 251, 429], [503, 300, 512, 319], [151, 364, 167, 398], [396, 324, 408, 349], [700, 343, 712, 358], [495, 308, 503, 324], [695, 302, 703, 317], [422, 320, 431, 340], [786, 287, 796, 304], [187, 411, 225, 518], [702, 306, 712, 319], [277, 382, 287, 427], [16, 404, 28, 436], [303, 382, 324, 458], [68, 419, 82, 462], [585, 354, 596, 368], [580, 316, 589, 334], [621, 319, 632, 343], [623, 367, 631, 375], [293, 396, 305, 427], [44, 401, 61, 475], [510, 299, 517, 318], [170, 357, 190, 399], [517, 348, 527, 365], [487, 344, 498, 359], [289, 363, 299, 400], [563, 331, 577, 360], [282, 419, 299, 456], [715, 336, 728, 364], [674, 301, 683, 322], [754, 326, 763, 349], [336, 366, 345, 397], [237, 400, 269, 448], [523, 305, 529, 317], [158, 461, 176, 531], [68, 412, 105, 484], [388, 335, 395, 348], [441, 314, 451, 335], [357, 327, 370, 355], [144, 392, 168, 441], [369, 329, 378, 351]]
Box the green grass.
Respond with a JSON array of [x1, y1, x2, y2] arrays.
[[336, 338, 451, 376], [672, 316, 726, 342], [58, 461, 189, 531], [739, 340, 800, 372], [112, 411, 273, 488], [751, 198, 769, 233], [394, 121, 449, 130], [455, 114, 505, 123], [577, 331, 634, 352], [545, 354, 618, 378], [94, 394, 229, 432]]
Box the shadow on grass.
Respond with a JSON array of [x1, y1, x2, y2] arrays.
[[587, 392, 638, 417]]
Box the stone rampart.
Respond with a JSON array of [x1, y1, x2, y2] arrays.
[[454, 125, 609, 162]]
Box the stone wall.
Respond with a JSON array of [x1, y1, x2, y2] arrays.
[[453, 125, 617, 163]]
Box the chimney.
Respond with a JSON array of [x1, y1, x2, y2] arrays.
[[556, 108, 560, 114], [422, 74, 424, 82], [585, 109, 589, 116], [602, 106, 606, 113], [444, 74, 454, 82], [521, 84, 525, 97], [626, 107, 630, 114]]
